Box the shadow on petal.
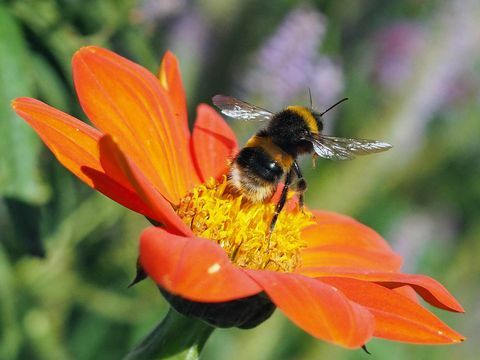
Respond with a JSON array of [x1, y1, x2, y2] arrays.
[[97, 135, 193, 236]]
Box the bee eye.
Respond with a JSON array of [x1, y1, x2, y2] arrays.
[[312, 113, 323, 132], [317, 120, 323, 131], [268, 162, 276, 169]]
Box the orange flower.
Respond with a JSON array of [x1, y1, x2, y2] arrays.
[[12, 46, 464, 349]]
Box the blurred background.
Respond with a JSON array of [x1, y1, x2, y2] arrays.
[[1, 0, 479, 359]]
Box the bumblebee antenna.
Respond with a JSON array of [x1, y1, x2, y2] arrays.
[[320, 97, 348, 116], [308, 88, 313, 108]]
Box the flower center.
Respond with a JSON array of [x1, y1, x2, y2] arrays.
[[175, 176, 314, 272]]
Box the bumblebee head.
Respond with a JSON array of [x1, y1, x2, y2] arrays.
[[311, 111, 324, 133], [304, 97, 349, 140]]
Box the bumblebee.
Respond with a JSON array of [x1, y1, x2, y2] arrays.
[[212, 95, 392, 234]]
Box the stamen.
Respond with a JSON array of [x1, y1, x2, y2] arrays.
[[175, 176, 314, 272]]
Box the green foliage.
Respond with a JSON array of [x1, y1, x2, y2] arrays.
[[1, 0, 478, 359], [0, 4, 49, 204]]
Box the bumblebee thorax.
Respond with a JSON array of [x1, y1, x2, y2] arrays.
[[265, 107, 318, 156], [285, 106, 320, 134]]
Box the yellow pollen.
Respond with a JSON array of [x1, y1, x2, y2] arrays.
[[175, 176, 314, 272]]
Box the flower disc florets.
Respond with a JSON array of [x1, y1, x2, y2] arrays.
[[175, 176, 314, 272]]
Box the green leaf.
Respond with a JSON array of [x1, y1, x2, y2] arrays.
[[0, 5, 50, 204], [125, 308, 214, 360], [31, 54, 70, 110]]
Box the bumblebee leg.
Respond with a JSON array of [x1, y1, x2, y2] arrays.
[[292, 161, 307, 209], [268, 170, 293, 238]]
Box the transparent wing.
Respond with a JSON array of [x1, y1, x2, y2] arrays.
[[212, 95, 273, 121], [310, 135, 392, 161]]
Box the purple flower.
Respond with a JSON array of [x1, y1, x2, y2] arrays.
[[372, 22, 425, 92], [240, 7, 344, 111]]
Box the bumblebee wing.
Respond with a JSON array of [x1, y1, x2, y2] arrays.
[[310, 135, 392, 160], [212, 95, 273, 121], [310, 137, 355, 160]]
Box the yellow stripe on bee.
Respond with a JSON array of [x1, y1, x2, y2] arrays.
[[245, 136, 293, 170], [286, 106, 319, 134]]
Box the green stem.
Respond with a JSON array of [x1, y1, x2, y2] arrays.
[[124, 308, 215, 360]]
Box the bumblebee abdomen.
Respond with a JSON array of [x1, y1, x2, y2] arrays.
[[236, 147, 283, 182], [230, 146, 284, 202]]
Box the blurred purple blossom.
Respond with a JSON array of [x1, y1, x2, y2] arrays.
[[372, 20, 479, 106], [166, 9, 211, 64], [441, 70, 480, 107], [372, 22, 426, 93], [159, 8, 212, 99], [389, 210, 458, 272], [240, 7, 344, 111]]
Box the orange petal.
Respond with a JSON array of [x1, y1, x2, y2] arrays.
[[309, 271, 464, 313], [246, 270, 374, 348], [310, 210, 361, 224], [296, 266, 387, 278], [81, 167, 156, 218], [321, 277, 465, 344], [394, 286, 420, 303], [12, 98, 101, 184], [140, 227, 262, 302], [191, 104, 238, 181], [298, 244, 402, 273], [72, 46, 199, 204], [363, 273, 465, 313], [158, 51, 190, 144], [97, 135, 193, 236], [12, 97, 151, 216], [302, 210, 398, 253]]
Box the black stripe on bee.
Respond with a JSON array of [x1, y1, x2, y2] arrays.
[[235, 147, 284, 183]]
